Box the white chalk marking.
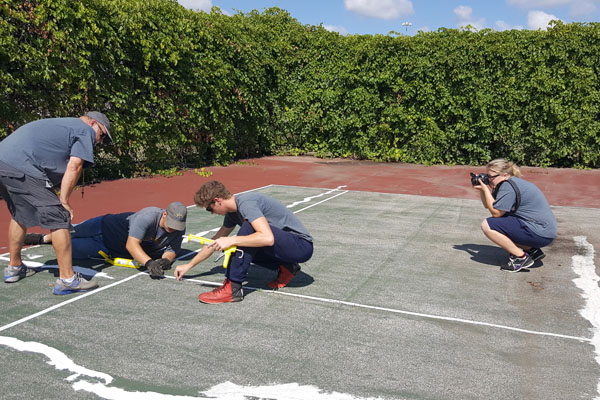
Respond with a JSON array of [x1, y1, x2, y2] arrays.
[[571, 236, 600, 399]]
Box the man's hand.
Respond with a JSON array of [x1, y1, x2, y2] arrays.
[[174, 263, 194, 281], [145, 258, 172, 279], [209, 236, 236, 251]]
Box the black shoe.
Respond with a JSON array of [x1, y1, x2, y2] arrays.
[[501, 253, 534, 272], [526, 248, 545, 261], [24, 233, 47, 245]]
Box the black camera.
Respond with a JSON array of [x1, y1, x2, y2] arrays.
[[470, 172, 490, 186]]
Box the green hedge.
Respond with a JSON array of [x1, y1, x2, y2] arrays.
[[1, 0, 599, 176]]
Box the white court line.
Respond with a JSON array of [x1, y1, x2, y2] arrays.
[[168, 275, 591, 343], [0, 273, 144, 333], [286, 185, 347, 208], [293, 190, 349, 214]]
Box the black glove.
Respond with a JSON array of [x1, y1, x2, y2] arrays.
[[145, 258, 171, 278]]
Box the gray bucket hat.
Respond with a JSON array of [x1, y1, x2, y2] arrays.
[[85, 111, 112, 143], [166, 202, 187, 231]]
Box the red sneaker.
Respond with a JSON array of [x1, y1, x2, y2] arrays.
[[198, 279, 243, 303], [267, 265, 296, 289]]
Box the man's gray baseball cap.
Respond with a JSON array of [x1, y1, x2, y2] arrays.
[[85, 111, 112, 143], [166, 202, 187, 231]]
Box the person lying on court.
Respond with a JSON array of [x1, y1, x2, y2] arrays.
[[472, 158, 557, 272], [25, 202, 188, 278], [174, 180, 314, 303]]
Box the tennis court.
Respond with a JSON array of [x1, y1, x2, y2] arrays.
[[1, 184, 599, 399]]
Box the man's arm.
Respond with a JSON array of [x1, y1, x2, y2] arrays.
[[160, 251, 176, 263], [125, 236, 152, 266], [210, 217, 273, 250], [174, 225, 235, 280], [59, 156, 84, 219]]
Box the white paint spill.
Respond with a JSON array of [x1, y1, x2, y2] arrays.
[[287, 186, 347, 208], [1, 335, 385, 400], [0, 335, 112, 384], [202, 381, 385, 400], [571, 236, 600, 399]]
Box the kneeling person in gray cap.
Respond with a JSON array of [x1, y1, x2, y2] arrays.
[[26, 202, 188, 280]]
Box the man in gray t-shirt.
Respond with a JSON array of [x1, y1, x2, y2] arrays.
[[0, 112, 112, 294], [27, 202, 187, 279], [175, 181, 314, 304]]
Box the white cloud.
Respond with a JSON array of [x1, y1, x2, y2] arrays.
[[507, 0, 598, 17], [508, 0, 571, 6], [528, 10, 561, 29], [177, 0, 212, 12], [344, 0, 414, 20], [323, 25, 349, 35], [454, 5, 486, 30], [569, 0, 597, 16], [495, 20, 524, 30]]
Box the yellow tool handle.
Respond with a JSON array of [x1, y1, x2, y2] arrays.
[[185, 235, 237, 269], [98, 250, 140, 269]]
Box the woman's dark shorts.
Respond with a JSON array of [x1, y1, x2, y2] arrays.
[[486, 215, 554, 248]]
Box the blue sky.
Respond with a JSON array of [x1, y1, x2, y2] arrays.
[[176, 0, 600, 35]]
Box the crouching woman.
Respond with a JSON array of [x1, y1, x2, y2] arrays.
[[474, 159, 557, 272]]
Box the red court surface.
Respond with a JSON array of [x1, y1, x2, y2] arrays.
[[1, 156, 599, 249]]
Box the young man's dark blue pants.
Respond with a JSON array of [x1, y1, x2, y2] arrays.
[[226, 221, 313, 283]]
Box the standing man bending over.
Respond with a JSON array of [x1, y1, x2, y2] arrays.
[[0, 112, 112, 294], [26, 202, 187, 279], [175, 181, 314, 304]]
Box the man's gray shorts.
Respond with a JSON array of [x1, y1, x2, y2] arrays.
[[0, 162, 71, 230]]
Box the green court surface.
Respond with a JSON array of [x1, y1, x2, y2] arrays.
[[1, 185, 599, 399]]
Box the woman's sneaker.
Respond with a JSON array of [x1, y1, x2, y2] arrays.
[[501, 253, 534, 273], [53, 273, 99, 295], [526, 248, 545, 261], [4, 265, 37, 283]]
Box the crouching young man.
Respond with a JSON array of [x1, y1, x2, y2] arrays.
[[174, 181, 314, 303]]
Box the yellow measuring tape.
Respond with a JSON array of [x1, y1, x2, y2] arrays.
[[98, 250, 140, 269], [184, 234, 238, 269]]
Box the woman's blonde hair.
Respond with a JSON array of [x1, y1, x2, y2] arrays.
[[486, 158, 521, 177]]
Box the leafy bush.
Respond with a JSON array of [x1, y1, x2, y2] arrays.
[[1, 1, 598, 173]]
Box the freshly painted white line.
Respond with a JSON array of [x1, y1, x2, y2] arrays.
[[0, 273, 144, 333], [571, 236, 600, 399], [293, 190, 349, 214], [170, 275, 591, 343], [286, 185, 347, 208]]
